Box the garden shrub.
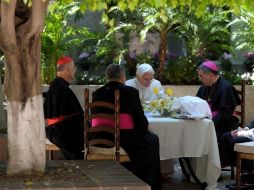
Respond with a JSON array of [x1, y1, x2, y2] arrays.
[[162, 56, 200, 85]]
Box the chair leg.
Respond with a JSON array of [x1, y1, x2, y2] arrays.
[[48, 150, 53, 160], [231, 166, 235, 180], [236, 153, 241, 190]]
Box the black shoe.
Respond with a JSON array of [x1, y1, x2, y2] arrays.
[[217, 175, 223, 182]]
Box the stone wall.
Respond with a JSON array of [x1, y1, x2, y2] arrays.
[[43, 84, 254, 123]]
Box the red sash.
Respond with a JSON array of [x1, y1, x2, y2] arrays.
[[46, 112, 82, 126], [46, 117, 66, 126]]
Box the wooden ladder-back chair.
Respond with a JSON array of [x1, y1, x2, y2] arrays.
[[223, 80, 246, 180], [84, 88, 130, 163]]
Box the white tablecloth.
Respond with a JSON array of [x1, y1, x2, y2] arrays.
[[148, 117, 221, 190]]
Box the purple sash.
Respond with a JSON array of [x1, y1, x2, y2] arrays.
[[209, 103, 237, 118], [92, 113, 134, 129]]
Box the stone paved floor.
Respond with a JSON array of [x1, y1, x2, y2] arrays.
[[163, 163, 235, 190], [0, 160, 149, 190], [0, 160, 237, 190]]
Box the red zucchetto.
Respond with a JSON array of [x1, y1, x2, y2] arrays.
[[57, 56, 73, 66]]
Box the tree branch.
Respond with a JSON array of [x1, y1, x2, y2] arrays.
[[0, 0, 17, 52], [15, 0, 31, 28], [26, 0, 48, 40]]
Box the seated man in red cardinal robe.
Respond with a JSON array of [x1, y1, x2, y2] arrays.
[[44, 56, 84, 159]]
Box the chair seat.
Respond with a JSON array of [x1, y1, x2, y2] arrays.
[[87, 146, 130, 162], [234, 142, 254, 154], [46, 138, 60, 151]]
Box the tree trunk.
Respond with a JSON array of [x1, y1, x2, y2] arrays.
[[158, 29, 168, 82], [0, 0, 48, 175], [7, 96, 45, 175], [4, 37, 46, 175]]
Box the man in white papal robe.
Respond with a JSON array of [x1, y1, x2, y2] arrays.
[[125, 63, 164, 102]]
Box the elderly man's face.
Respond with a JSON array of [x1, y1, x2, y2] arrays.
[[138, 72, 154, 87], [66, 61, 76, 81]]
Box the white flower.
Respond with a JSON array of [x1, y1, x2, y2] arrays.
[[241, 72, 254, 85], [250, 74, 254, 81], [241, 72, 251, 80]]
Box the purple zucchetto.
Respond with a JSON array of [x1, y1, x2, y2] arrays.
[[202, 61, 218, 72]]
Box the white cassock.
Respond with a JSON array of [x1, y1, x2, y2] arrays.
[[125, 78, 164, 102]]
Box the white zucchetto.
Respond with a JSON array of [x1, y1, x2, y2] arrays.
[[136, 63, 154, 77]]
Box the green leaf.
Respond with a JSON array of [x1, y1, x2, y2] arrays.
[[128, 0, 139, 11], [152, 0, 161, 8], [118, 1, 127, 10]]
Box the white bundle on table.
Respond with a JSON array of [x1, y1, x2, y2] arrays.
[[172, 96, 212, 120]]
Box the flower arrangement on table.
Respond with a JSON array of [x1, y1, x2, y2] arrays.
[[143, 87, 178, 117]]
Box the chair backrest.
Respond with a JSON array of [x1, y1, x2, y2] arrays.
[[84, 88, 121, 162], [235, 80, 246, 128]]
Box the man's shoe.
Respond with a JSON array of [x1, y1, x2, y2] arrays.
[[217, 175, 223, 182]]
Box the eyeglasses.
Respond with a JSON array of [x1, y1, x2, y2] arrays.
[[141, 76, 153, 82]]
